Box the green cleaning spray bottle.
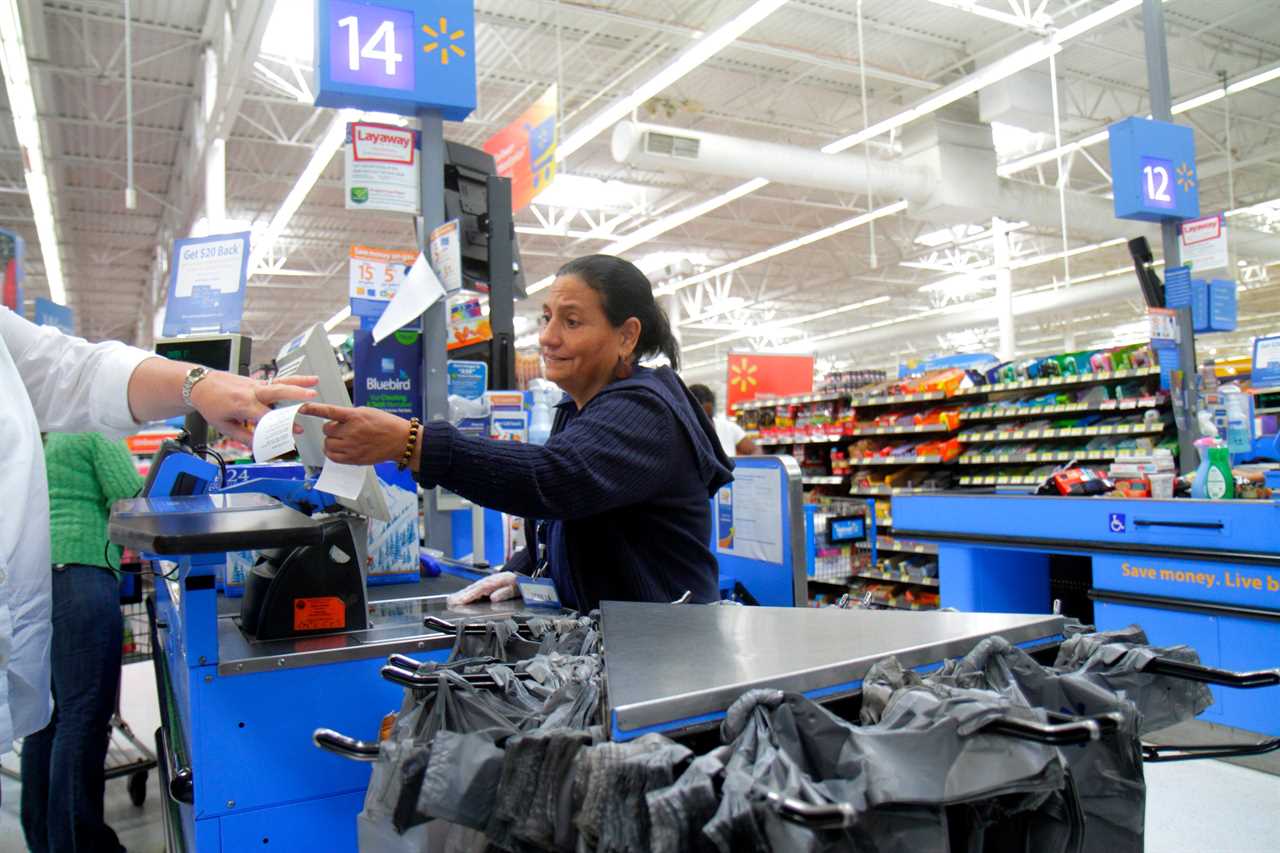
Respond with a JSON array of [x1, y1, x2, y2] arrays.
[[1191, 437, 1235, 500]]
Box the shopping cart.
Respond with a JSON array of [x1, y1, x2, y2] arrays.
[[1, 563, 159, 807], [315, 608, 1280, 853], [108, 563, 158, 806]]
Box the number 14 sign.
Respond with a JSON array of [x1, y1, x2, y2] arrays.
[[315, 0, 476, 120], [1108, 116, 1199, 223]]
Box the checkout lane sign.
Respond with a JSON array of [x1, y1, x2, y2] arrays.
[[314, 0, 476, 120]]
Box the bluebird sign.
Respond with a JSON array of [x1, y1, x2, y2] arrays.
[[1108, 117, 1199, 222], [314, 0, 476, 120]]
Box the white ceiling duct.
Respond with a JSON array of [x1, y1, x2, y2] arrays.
[[616, 120, 1280, 265], [611, 120, 933, 203]]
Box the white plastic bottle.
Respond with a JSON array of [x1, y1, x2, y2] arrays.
[[527, 378, 557, 445], [1221, 384, 1252, 455]]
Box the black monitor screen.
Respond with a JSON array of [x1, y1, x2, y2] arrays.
[[156, 338, 233, 372]]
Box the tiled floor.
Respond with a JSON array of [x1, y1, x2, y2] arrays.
[[1, 661, 1277, 851]]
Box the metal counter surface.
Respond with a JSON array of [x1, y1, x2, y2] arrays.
[[602, 602, 1063, 737], [215, 576, 540, 676]]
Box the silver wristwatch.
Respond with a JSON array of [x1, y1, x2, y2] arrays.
[[182, 365, 211, 410]]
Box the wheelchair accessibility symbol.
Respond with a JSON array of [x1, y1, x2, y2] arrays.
[[1108, 513, 1127, 534]]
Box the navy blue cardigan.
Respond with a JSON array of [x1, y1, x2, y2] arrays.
[[414, 366, 735, 610]]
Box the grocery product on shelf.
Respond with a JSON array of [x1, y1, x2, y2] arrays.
[[759, 344, 1176, 608]]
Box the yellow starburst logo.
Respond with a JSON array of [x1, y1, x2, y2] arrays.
[[1176, 162, 1196, 193], [729, 358, 758, 394], [422, 17, 466, 65]]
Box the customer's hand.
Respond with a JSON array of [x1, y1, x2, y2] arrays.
[[190, 373, 318, 444], [298, 403, 411, 466]]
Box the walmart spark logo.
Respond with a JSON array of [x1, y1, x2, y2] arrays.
[[422, 17, 466, 65], [729, 358, 758, 394], [1176, 162, 1196, 193]]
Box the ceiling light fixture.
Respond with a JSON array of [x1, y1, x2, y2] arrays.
[[683, 295, 890, 353], [821, 39, 1064, 155], [999, 57, 1280, 177], [920, 0, 1043, 30], [523, 0, 1147, 291], [556, 0, 790, 162], [322, 305, 352, 332], [525, 178, 769, 294], [248, 110, 356, 276], [0, 0, 66, 304], [655, 200, 909, 298]]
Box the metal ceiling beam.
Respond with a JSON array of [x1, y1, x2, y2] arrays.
[[42, 3, 203, 38], [135, 0, 274, 347], [483, 2, 940, 91]]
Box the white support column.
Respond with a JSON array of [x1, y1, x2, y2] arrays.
[[992, 216, 1015, 361]]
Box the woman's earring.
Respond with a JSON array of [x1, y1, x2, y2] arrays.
[[615, 355, 633, 379]]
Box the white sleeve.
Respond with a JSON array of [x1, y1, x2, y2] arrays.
[[728, 418, 746, 444], [1, 306, 154, 436]]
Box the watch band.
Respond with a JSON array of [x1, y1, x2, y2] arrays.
[[182, 365, 211, 410]]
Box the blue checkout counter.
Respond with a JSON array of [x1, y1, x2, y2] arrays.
[[892, 494, 1280, 736], [109, 494, 545, 853]]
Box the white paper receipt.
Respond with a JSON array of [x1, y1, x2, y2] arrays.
[[315, 459, 366, 500], [252, 404, 302, 462]]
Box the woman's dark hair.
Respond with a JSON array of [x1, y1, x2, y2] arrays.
[[556, 254, 681, 369]]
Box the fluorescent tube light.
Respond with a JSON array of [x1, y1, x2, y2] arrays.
[[1171, 88, 1224, 115], [1001, 58, 1280, 176], [557, 0, 789, 161], [323, 305, 351, 332], [248, 110, 355, 276], [1226, 63, 1280, 94], [682, 295, 890, 353], [525, 177, 769, 295], [655, 200, 908, 297], [0, 0, 67, 304]]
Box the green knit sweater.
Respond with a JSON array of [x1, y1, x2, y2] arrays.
[[44, 432, 144, 571]]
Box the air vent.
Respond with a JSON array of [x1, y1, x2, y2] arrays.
[[643, 131, 700, 160]]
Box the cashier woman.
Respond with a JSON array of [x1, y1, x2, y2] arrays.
[[300, 254, 735, 610]]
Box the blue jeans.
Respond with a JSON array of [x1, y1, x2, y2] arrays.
[[20, 564, 126, 853]]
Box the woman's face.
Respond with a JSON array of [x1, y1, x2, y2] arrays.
[[539, 274, 637, 404]]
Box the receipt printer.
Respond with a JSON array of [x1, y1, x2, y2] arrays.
[[240, 515, 370, 642]]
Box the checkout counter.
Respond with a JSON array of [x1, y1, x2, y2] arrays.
[[108, 492, 550, 852], [892, 493, 1280, 735]]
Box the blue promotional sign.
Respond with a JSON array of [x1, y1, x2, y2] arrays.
[[353, 328, 423, 421], [828, 516, 866, 543], [1108, 117, 1199, 222], [1252, 334, 1280, 389], [446, 359, 487, 399], [314, 0, 476, 120], [34, 296, 74, 334], [163, 232, 249, 336]]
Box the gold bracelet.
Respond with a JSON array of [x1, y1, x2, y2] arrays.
[[398, 417, 421, 470]]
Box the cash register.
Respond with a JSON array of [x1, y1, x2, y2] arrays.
[[117, 323, 388, 642]]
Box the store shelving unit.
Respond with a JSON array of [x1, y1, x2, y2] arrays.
[[737, 357, 1172, 610]]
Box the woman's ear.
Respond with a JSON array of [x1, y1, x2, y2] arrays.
[[619, 317, 641, 360]]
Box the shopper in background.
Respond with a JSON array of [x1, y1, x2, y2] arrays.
[[21, 433, 143, 853], [0, 306, 317, 778], [301, 254, 735, 611], [688, 383, 758, 457]]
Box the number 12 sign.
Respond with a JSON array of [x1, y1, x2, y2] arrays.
[[1108, 116, 1199, 222], [315, 0, 476, 120]]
